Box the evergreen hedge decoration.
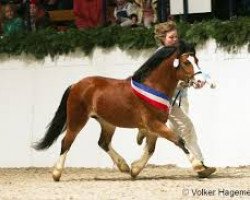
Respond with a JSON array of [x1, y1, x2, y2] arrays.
[[0, 17, 249, 60]]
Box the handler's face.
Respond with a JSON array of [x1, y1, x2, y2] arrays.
[[164, 29, 178, 46]]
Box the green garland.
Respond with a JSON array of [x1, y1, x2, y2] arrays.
[[0, 17, 249, 60]]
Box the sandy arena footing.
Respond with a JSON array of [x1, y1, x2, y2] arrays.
[[1, 165, 250, 200]]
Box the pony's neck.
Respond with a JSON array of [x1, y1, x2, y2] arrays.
[[143, 54, 178, 98]]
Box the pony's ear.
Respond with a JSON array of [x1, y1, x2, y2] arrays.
[[189, 43, 196, 55], [178, 40, 196, 55]]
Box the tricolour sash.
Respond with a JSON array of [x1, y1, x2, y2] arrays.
[[131, 79, 171, 112]]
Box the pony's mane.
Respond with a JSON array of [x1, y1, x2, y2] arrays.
[[132, 46, 177, 83]]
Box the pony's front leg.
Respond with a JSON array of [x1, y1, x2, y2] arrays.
[[131, 134, 157, 178], [149, 121, 189, 154]]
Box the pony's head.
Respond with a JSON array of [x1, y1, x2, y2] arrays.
[[132, 41, 205, 87], [176, 41, 205, 87]]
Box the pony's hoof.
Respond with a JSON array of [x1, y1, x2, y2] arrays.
[[197, 167, 216, 178], [177, 138, 189, 154], [118, 163, 130, 173], [130, 168, 140, 178], [130, 165, 142, 178], [52, 169, 61, 182]]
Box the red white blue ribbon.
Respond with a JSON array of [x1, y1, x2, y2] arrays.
[[131, 79, 171, 112]]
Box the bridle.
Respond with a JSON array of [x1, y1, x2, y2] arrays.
[[172, 53, 204, 106], [178, 53, 203, 86]]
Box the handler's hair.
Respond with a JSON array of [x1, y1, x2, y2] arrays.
[[154, 21, 177, 45]]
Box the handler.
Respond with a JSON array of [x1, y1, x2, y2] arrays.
[[137, 21, 216, 178]]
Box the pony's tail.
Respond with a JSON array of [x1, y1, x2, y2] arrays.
[[33, 86, 71, 150]]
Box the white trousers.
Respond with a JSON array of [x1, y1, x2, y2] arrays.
[[167, 96, 204, 163]]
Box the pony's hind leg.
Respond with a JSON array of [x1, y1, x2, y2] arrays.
[[97, 120, 130, 173], [52, 97, 89, 181], [131, 134, 157, 178], [52, 129, 77, 181]]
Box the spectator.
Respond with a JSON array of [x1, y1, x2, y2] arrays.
[[1, 3, 24, 35], [134, 0, 156, 28], [114, 0, 138, 27], [143, 0, 155, 28], [73, 0, 103, 30], [130, 13, 138, 27], [0, 0, 25, 16], [26, 0, 50, 31]]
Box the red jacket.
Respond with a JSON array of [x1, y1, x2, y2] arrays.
[[74, 0, 103, 29]]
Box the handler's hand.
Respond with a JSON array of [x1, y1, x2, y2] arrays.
[[193, 80, 205, 89]]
